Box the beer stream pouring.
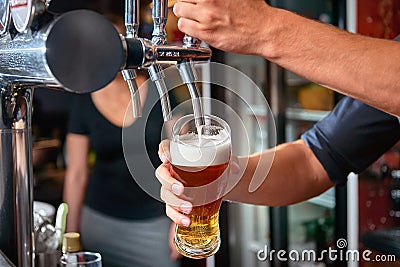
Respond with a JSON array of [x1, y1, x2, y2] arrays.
[[0, 0, 211, 266]]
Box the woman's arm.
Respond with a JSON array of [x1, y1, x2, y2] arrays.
[[63, 133, 90, 232]]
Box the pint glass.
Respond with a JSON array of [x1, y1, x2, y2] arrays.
[[170, 114, 231, 259]]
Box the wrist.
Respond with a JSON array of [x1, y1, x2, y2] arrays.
[[254, 6, 294, 60]]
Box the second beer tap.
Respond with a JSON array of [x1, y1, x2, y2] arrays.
[[121, 0, 211, 124], [147, 0, 171, 121], [122, 0, 142, 118]]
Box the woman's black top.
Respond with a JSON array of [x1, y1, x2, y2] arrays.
[[68, 87, 176, 220]]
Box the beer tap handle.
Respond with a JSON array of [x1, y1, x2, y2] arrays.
[[125, 0, 139, 38], [151, 0, 168, 45]]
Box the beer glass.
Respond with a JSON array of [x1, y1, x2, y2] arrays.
[[170, 114, 231, 259]]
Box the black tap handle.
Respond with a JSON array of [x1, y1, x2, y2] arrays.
[[46, 10, 125, 93]]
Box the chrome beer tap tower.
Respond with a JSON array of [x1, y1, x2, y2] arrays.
[[0, 0, 210, 266], [122, 0, 207, 124]]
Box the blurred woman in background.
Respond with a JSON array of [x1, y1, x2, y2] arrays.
[[63, 15, 181, 266]]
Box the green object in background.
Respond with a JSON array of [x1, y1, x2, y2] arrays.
[[55, 203, 69, 250], [88, 149, 96, 168]]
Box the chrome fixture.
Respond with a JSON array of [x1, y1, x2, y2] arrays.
[[122, 0, 210, 124], [0, 1, 211, 266], [147, 0, 172, 121], [122, 0, 141, 118], [178, 34, 205, 127]]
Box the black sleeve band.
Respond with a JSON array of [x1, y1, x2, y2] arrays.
[[301, 97, 400, 185]]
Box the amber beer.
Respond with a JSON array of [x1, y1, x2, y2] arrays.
[[170, 114, 231, 259]]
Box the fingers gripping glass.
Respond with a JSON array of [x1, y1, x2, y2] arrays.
[[170, 114, 231, 259]]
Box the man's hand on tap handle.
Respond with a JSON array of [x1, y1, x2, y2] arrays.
[[173, 0, 270, 56], [173, 0, 400, 118]]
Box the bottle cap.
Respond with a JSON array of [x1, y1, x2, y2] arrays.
[[62, 232, 81, 253]]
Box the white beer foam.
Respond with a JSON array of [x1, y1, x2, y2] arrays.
[[170, 130, 230, 167]]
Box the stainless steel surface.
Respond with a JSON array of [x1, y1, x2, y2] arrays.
[[0, 26, 59, 86], [0, 9, 123, 267], [123, 0, 141, 118], [147, 0, 171, 121], [177, 35, 205, 127], [148, 64, 172, 121], [154, 45, 211, 62], [10, 0, 34, 32], [124, 0, 139, 38], [123, 38, 212, 67], [121, 0, 211, 125], [122, 69, 142, 118], [0, 3, 213, 265], [0, 0, 10, 35], [10, 0, 46, 33], [176, 61, 204, 126], [151, 0, 168, 45], [0, 5, 56, 265], [0, 10, 124, 93], [183, 34, 201, 48], [0, 85, 34, 267]]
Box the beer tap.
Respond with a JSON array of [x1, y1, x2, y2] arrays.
[[151, 0, 168, 46], [0, 5, 125, 266], [177, 34, 205, 126], [147, 0, 172, 121], [0, 1, 212, 264], [122, 0, 141, 118]]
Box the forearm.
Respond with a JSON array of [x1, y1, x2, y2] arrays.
[[63, 134, 90, 231], [63, 170, 88, 232], [224, 140, 334, 206], [261, 7, 400, 116]]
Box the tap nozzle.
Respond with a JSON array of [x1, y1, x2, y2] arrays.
[[122, 69, 142, 118], [178, 34, 205, 127], [177, 61, 205, 127], [148, 64, 172, 121]]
